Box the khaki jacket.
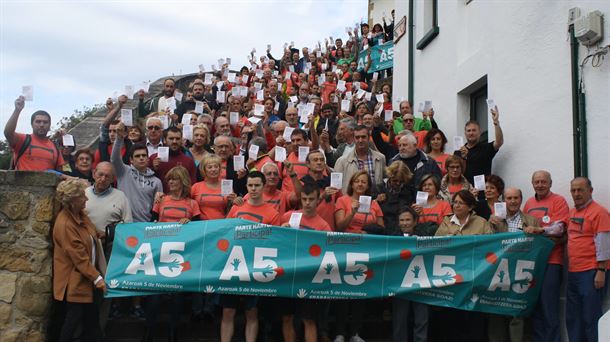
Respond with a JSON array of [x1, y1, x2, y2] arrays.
[[436, 214, 493, 236], [334, 148, 386, 194], [53, 209, 104, 303], [492, 211, 540, 233]]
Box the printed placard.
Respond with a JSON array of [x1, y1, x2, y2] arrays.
[[120, 109, 133, 126], [157, 147, 170, 162], [298, 146, 310, 162], [248, 144, 260, 160], [181, 114, 193, 125], [230, 112, 240, 125], [183, 124, 193, 141], [358, 195, 372, 213], [221, 179, 234, 196], [275, 146, 287, 162], [416, 191, 429, 206], [233, 155, 245, 171], [289, 212, 303, 228], [62, 134, 75, 147], [494, 202, 507, 219], [194, 101, 204, 114], [453, 136, 465, 151], [330, 173, 343, 189], [283, 127, 295, 142], [474, 175, 486, 191]]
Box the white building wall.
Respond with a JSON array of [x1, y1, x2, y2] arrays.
[[393, 0, 610, 209], [368, 0, 395, 28]]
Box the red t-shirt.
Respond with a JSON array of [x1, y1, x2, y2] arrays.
[[524, 192, 570, 265], [448, 184, 463, 199], [414, 131, 427, 150], [227, 201, 281, 225], [251, 155, 274, 172], [11, 133, 64, 171], [335, 195, 383, 234], [567, 201, 610, 272], [420, 200, 452, 225], [191, 181, 228, 220], [244, 189, 293, 217], [153, 196, 201, 222], [281, 210, 331, 231]]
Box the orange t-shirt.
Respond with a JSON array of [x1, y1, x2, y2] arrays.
[[524, 192, 570, 265], [191, 181, 228, 220], [414, 131, 427, 150], [251, 155, 274, 172], [335, 195, 383, 234], [11, 133, 64, 171], [431, 153, 451, 175], [244, 189, 293, 217], [227, 201, 280, 225], [567, 200, 610, 272], [281, 210, 332, 231], [281, 153, 309, 193], [153, 196, 201, 222], [419, 200, 452, 225]]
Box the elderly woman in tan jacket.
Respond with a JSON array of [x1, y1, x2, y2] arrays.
[[53, 178, 106, 342], [434, 189, 492, 341]]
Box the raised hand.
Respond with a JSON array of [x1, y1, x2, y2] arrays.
[[14, 96, 25, 112]]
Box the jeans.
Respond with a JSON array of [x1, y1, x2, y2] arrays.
[[566, 270, 609, 342], [392, 297, 428, 342], [532, 264, 562, 342]]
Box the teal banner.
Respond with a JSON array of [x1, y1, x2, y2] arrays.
[[105, 219, 553, 317], [357, 41, 394, 73]]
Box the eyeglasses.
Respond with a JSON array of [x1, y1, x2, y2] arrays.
[[147, 126, 161, 131]]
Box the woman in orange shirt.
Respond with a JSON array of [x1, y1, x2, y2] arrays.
[[439, 155, 473, 203], [335, 170, 384, 233], [413, 174, 452, 225], [148, 166, 200, 341], [424, 128, 451, 175], [191, 155, 237, 220], [153, 166, 200, 223]]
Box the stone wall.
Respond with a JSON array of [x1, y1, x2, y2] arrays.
[[0, 171, 59, 341]]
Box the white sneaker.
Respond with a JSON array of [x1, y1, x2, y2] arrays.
[[350, 334, 365, 342], [333, 335, 345, 342]]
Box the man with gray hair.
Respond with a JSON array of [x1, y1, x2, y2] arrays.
[[390, 133, 441, 187], [144, 116, 165, 156], [321, 117, 357, 167], [523, 170, 569, 342]]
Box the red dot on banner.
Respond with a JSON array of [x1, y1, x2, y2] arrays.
[[126, 236, 138, 247], [400, 249, 412, 260], [365, 269, 374, 279], [453, 274, 464, 284], [309, 244, 321, 256], [485, 252, 498, 264], [217, 239, 229, 252], [529, 278, 536, 288], [275, 267, 285, 277]]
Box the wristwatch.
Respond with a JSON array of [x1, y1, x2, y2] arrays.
[[597, 268, 607, 272]]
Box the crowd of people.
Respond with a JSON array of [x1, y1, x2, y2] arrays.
[[3, 12, 609, 342]]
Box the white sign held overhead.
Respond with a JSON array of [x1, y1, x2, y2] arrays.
[[22, 86, 33, 101], [298, 146, 310, 162], [248, 144, 260, 160], [275, 146, 287, 162], [120, 109, 133, 126]]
